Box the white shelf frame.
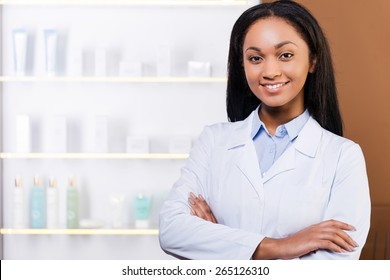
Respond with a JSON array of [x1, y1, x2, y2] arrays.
[[0, 228, 159, 235], [0, 76, 227, 83], [0, 152, 189, 159]]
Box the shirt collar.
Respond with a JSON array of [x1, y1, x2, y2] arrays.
[[251, 106, 310, 140]]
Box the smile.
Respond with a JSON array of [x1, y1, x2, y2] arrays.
[[261, 82, 289, 89]]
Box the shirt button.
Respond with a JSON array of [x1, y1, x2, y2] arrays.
[[269, 147, 274, 153]]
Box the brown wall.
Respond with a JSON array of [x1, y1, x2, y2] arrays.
[[263, 0, 390, 259]]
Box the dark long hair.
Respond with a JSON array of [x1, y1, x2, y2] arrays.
[[226, 0, 343, 136]]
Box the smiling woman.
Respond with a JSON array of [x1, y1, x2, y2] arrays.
[[159, 0, 370, 260]]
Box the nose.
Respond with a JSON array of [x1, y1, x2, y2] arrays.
[[262, 59, 281, 80]]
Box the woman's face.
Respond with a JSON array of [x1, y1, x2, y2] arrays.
[[243, 17, 314, 113]]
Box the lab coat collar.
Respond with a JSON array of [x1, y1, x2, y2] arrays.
[[227, 110, 322, 157], [227, 110, 323, 187]]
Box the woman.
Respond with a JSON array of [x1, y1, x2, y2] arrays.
[[159, 0, 370, 260]]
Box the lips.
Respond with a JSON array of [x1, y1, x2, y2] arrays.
[[261, 81, 289, 89]]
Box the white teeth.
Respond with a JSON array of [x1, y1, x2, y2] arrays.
[[264, 83, 285, 89]]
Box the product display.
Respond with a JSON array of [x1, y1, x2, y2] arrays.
[[13, 176, 26, 228], [126, 136, 150, 154], [12, 28, 28, 76], [44, 29, 58, 76], [187, 61, 211, 77], [79, 219, 104, 229], [31, 175, 46, 228], [46, 177, 59, 228], [66, 176, 79, 229], [133, 193, 152, 229]]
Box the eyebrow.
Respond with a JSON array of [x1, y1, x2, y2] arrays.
[[245, 40, 298, 52]]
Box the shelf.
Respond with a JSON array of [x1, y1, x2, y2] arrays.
[[0, 0, 250, 6], [0, 153, 189, 159], [0, 76, 227, 83], [0, 228, 159, 235]]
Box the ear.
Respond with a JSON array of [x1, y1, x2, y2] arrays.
[[309, 57, 317, 73]]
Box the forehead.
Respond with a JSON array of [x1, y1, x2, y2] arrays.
[[243, 17, 306, 47]]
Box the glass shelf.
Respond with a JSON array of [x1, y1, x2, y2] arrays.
[[0, 0, 250, 6], [0, 152, 189, 159], [0, 228, 159, 235], [0, 76, 227, 83]]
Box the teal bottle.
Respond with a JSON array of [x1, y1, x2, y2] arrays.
[[31, 175, 45, 228], [66, 176, 79, 228]]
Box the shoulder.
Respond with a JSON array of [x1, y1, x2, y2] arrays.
[[314, 119, 365, 162]]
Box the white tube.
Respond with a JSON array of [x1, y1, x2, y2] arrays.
[[12, 29, 28, 76], [44, 29, 58, 76]]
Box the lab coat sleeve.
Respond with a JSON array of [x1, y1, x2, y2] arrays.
[[301, 143, 371, 260], [159, 125, 265, 259]]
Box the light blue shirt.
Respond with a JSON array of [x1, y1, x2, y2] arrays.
[[251, 108, 310, 176]]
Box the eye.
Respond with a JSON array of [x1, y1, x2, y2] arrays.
[[279, 52, 294, 60], [248, 55, 262, 63]]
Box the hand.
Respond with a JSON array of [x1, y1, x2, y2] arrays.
[[253, 219, 359, 259], [188, 192, 217, 224]]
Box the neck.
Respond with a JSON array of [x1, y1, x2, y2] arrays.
[[259, 104, 304, 136]]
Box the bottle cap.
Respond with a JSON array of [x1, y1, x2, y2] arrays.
[[49, 177, 57, 188], [15, 176, 23, 187], [68, 176, 76, 187], [34, 175, 42, 186]]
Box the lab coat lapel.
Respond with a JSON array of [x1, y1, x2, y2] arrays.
[[227, 111, 263, 197], [262, 145, 296, 183], [234, 140, 264, 197]]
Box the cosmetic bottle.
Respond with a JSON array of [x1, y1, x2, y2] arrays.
[[110, 194, 125, 228], [12, 28, 28, 76], [44, 29, 58, 76], [133, 193, 152, 229], [13, 176, 26, 228], [31, 175, 46, 228], [46, 177, 59, 228], [66, 176, 79, 229]]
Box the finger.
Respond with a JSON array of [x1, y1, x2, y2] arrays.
[[315, 226, 358, 251], [317, 240, 347, 253], [320, 219, 356, 231], [321, 220, 359, 247], [188, 194, 212, 221]]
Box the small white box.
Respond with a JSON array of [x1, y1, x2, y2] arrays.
[[126, 136, 150, 154], [188, 61, 211, 77], [95, 48, 107, 76], [119, 61, 143, 77], [45, 115, 67, 152], [16, 115, 31, 153], [169, 136, 192, 154]]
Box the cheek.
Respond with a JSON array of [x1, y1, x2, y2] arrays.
[[243, 64, 259, 84]]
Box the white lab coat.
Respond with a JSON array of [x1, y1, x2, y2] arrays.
[[159, 109, 371, 260]]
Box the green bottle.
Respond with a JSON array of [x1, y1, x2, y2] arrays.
[[66, 176, 79, 229]]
